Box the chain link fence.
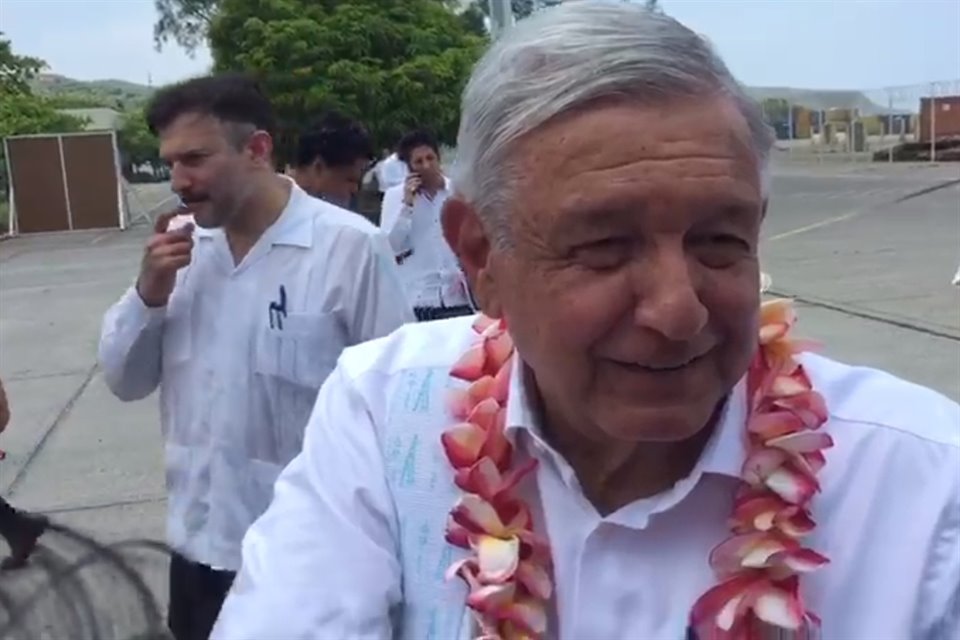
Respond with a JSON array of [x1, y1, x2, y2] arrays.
[[753, 79, 960, 164]]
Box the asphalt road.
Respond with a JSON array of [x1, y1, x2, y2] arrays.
[[0, 161, 957, 629]]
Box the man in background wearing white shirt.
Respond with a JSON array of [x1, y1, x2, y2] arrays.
[[286, 110, 374, 210], [380, 129, 473, 321], [97, 73, 412, 640], [375, 146, 408, 193], [213, 5, 959, 640]]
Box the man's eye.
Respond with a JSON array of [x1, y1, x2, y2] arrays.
[[689, 234, 753, 268], [181, 153, 206, 167], [574, 239, 631, 270]]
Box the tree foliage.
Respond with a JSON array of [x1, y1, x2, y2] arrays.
[[1, 35, 44, 95], [0, 33, 88, 137], [154, 0, 546, 50], [207, 0, 487, 160], [153, 0, 217, 53], [0, 33, 88, 197], [117, 109, 162, 178]]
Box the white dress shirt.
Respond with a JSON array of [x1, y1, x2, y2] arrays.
[[379, 177, 471, 310], [376, 153, 409, 193], [97, 181, 414, 571], [212, 315, 960, 639]]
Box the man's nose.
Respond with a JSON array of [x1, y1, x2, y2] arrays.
[[169, 164, 192, 194], [631, 248, 709, 342]]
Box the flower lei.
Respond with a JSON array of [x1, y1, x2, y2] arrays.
[[441, 299, 832, 640]]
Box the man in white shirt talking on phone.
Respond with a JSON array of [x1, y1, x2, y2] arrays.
[[379, 129, 474, 321]]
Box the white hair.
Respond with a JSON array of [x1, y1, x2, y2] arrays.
[[450, 1, 775, 246]]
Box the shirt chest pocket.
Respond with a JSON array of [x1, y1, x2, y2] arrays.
[[254, 311, 345, 390]]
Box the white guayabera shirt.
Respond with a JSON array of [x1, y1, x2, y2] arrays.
[[377, 152, 410, 193], [380, 177, 471, 310], [212, 316, 960, 640], [97, 181, 415, 572]]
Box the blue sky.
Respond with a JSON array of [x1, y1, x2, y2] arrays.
[[1, 0, 958, 90]]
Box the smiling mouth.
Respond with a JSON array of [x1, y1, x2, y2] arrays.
[[613, 351, 710, 373]]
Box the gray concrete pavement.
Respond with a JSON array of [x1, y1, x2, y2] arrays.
[[0, 163, 958, 626], [762, 162, 960, 399]]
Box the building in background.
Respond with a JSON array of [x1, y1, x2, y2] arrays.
[[919, 95, 960, 143]]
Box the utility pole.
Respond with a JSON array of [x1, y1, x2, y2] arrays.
[[489, 0, 514, 39]]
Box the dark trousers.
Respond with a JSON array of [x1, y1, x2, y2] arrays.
[[413, 304, 474, 322], [168, 552, 236, 640], [0, 497, 20, 539]]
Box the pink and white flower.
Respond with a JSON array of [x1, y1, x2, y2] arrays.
[[442, 300, 831, 639]]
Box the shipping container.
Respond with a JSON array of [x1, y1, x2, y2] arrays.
[[919, 95, 960, 143]]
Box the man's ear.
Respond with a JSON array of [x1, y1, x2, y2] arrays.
[[246, 130, 274, 167], [441, 197, 503, 318]]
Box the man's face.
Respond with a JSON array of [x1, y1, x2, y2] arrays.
[[407, 144, 441, 184], [299, 157, 368, 208], [455, 97, 765, 446], [159, 113, 264, 229]]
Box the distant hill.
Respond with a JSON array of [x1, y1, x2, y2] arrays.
[[29, 73, 155, 110], [28, 73, 914, 119]]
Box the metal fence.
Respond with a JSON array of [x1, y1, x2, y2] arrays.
[[754, 79, 960, 164]]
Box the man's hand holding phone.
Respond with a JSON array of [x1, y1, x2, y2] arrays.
[[402, 173, 422, 207], [136, 209, 195, 308]]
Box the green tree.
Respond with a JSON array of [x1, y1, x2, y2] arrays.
[[0, 34, 87, 203], [1, 35, 44, 95], [0, 33, 88, 135], [207, 0, 487, 159], [117, 109, 162, 178], [153, 0, 463, 51], [152, 0, 540, 52], [154, 0, 218, 53]]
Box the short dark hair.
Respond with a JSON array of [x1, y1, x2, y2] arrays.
[[145, 72, 276, 139], [397, 129, 440, 164], [293, 111, 374, 169]]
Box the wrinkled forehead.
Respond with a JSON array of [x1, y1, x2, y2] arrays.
[[508, 97, 765, 226], [158, 112, 245, 160]]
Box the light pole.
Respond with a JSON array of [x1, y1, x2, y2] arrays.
[[489, 0, 514, 39]]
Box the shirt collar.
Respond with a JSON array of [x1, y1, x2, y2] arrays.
[[193, 176, 313, 249], [503, 352, 747, 480]]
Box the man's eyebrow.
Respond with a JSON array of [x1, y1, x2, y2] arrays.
[[162, 147, 210, 161], [544, 201, 644, 242], [547, 190, 762, 238]]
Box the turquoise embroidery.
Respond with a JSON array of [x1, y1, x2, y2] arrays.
[[425, 609, 439, 640], [435, 544, 453, 580], [400, 435, 419, 487], [411, 370, 433, 413], [385, 366, 470, 640], [416, 521, 430, 574], [386, 435, 404, 485]]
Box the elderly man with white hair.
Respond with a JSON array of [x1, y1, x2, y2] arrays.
[[211, 3, 959, 639]]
